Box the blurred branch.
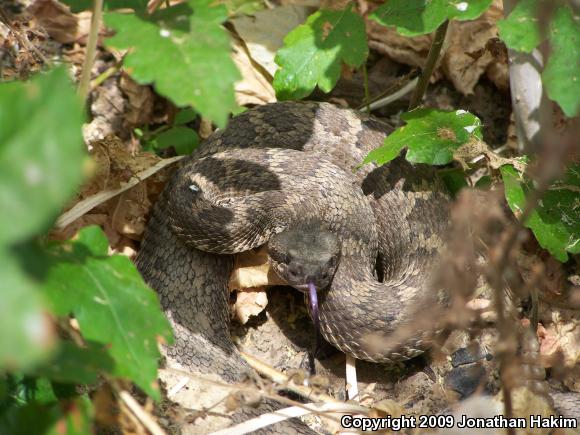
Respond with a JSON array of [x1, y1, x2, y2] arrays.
[[118, 390, 166, 435], [503, 0, 553, 154]]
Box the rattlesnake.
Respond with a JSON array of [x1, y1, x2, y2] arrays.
[[136, 102, 448, 433], [137, 100, 449, 372], [136, 102, 578, 430]]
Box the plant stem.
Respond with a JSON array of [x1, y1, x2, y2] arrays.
[[78, 0, 104, 102], [362, 63, 371, 113], [90, 64, 120, 91], [408, 20, 449, 110]]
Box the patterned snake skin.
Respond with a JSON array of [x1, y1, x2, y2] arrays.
[[135, 102, 450, 433], [136, 102, 579, 430]]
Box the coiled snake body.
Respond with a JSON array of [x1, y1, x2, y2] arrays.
[[137, 102, 580, 429], [136, 102, 448, 432], [137, 100, 450, 370]]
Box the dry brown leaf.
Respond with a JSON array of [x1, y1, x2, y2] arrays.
[[229, 246, 286, 291], [537, 308, 580, 369], [119, 73, 155, 126], [230, 5, 313, 77], [110, 184, 150, 240], [52, 136, 168, 248], [231, 36, 276, 106], [229, 247, 288, 324], [27, 0, 78, 44], [232, 290, 269, 324], [84, 78, 128, 142], [454, 139, 527, 172]]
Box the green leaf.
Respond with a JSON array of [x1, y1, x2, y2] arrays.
[[75, 225, 109, 256], [497, 0, 541, 52], [0, 403, 57, 435], [174, 107, 198, 125], [370, 0, 493, 37], [0, 67, 86, 246], [542, 6, 580, 118], [501, 164, 580, 262], [105, 0, 240, 128], [33, 341, 115, 385], [439, 168, 468, 196], [0, 255, 54, 371], [155, 126, 199, 155], [4, 376, 58, 406], [44, 227, 173, 399], [273, 5, 368, 100], [61, 0, 147, 13], [363, 108, 483, 166], [0, 396, 93, 435]]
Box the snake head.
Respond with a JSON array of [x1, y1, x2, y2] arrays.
[[267, 220, 341, 292], [267, 220, 339, 331]]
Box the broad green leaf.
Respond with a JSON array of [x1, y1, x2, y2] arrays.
[[4, 376, 59, 406], [0, 403, 57, 435], [542, 6, 580, 117], [0, 397, 92, 435], [273, 5, 368, 100], [0, 67, 86, 245], [370, 0, 493, 37], [44, 227, 173, 399], [105, 0, 240, 127], [61, 0, 147, 13], [156, 126, 199, 155], [174, 107, 198, 125], [33, 341, 115, 384], [75, 224, 109, 255], [497, 0, 541, 52], [501, 164, 580, 262], [0, 255, 55, 371], [363, 109, 482, 166]]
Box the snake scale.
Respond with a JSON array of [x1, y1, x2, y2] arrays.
[[135, 102, 578, 430]]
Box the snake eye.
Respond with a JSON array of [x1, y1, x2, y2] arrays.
[[189, 183, 200, 193]]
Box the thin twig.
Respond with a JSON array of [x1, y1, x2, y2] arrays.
[[209, 402, 365, 435], [345, 354, 358, 401], [167, 376, 190, 398], [162, 366, 360, 429], [357, 72, 418, 112], [118, 390, 166, 435], [408, 20, 449, 110], [240, 351, 339, 404], [55, 156, 185, 229], [78, 0, 103, 101], [90, 64, 121, 91], [367, 77, 418, 111]]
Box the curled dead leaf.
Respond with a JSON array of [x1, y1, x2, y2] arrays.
[[27, 0, 77, 44]]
